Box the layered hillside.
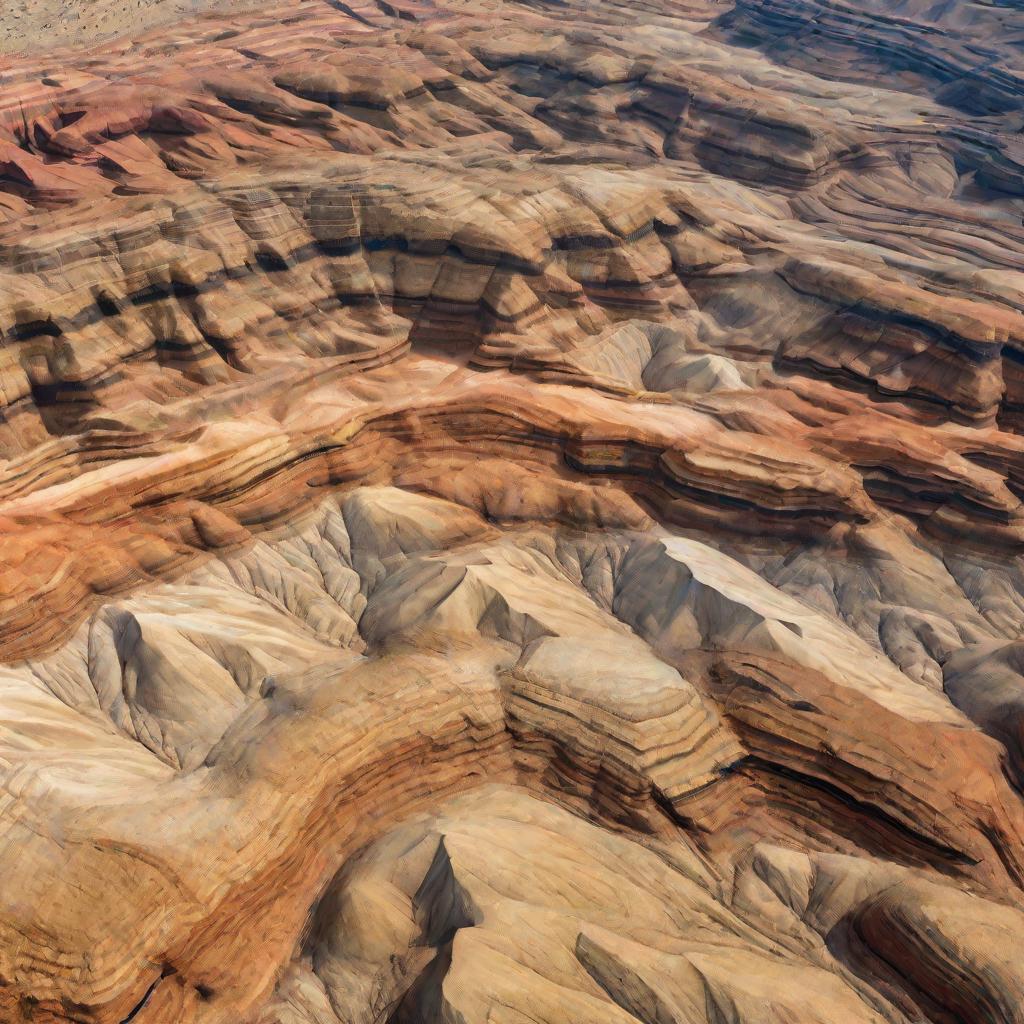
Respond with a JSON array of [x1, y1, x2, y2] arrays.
[[3, 0, 1024, 1022]]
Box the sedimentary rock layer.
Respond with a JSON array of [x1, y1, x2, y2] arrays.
[[3, 0, 1024, 1022]]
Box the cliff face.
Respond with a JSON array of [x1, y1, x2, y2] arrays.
[[3, 1, 1024, 1022]]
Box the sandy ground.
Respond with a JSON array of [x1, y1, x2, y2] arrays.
[[0, 0, 266, 55]]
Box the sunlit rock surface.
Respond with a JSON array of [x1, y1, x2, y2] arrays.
[[3, 0, 1024, 1021]]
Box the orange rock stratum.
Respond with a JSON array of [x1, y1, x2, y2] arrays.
[[3, 0, 1024, 1021]]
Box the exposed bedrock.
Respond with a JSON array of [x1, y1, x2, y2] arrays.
[[3, 485, 1024, 1023], [3, 0, 1024, 1022], [716, 0, 1024, 116]]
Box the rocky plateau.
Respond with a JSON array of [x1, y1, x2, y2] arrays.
[[2, 0, 1024, 1021]]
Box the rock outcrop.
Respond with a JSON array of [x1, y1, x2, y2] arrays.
[[3, 0, 1024, 1022]]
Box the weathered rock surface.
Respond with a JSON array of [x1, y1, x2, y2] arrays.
[[3, 0, 1024, 1022]]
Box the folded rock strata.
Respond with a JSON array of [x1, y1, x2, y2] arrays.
[[2, 0, 1024, 1023]]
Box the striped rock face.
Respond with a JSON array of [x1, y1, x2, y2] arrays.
[[4, 1, 1024, 1023]]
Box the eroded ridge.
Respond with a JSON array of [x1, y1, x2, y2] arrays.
[[3, 1, 1024, 1022]]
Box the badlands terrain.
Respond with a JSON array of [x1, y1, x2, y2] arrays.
[[3, 0, 1024, 1021]]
